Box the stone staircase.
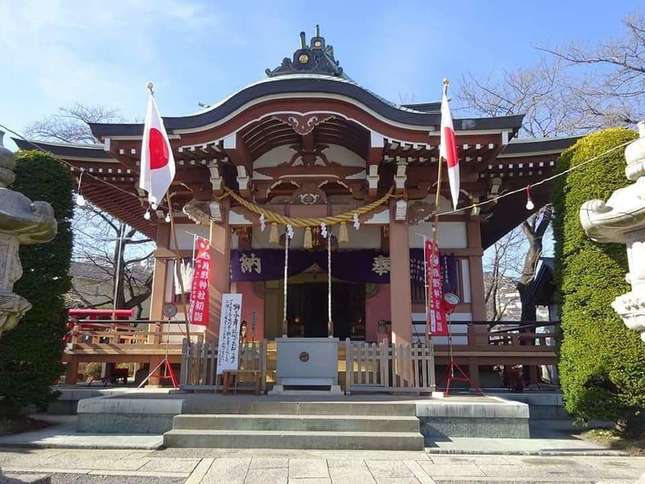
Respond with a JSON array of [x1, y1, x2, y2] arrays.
[[163, 401, 424, 450]]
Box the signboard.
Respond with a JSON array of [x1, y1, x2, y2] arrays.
[[425, 239, 448, 336], [216, 293, 243, 374], [189, 237, 210, 326]]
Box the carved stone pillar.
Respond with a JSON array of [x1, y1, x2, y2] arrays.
[[580, 121, 645, 341], [0, 130, 57, 337]]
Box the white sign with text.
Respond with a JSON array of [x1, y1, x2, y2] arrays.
[[216, 293, 243, 374]]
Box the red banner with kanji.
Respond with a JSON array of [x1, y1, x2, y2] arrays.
[[189, 237, 210, 326], [425, 239, 448, 336]]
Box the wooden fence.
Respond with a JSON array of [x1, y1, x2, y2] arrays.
[[180, 339, 267, 393], [180, 338, 435, 394], [344, 339, 435, 394]]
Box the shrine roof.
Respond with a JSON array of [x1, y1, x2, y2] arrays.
[[13, 138, 113, 160], [89, 74, 525, 138], [499, 135, 581, 157], [85, 28, 527, 139]]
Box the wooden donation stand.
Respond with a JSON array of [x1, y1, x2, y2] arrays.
[[270, 337, 341, 394]]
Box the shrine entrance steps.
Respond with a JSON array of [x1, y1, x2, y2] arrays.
[[162, 401, 424, 450]]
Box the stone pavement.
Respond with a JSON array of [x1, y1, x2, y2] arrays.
[[1, 448, 644, 483]]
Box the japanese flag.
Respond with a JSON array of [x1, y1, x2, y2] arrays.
[[440, 81, 459, 210], [139, 90, 175, 208]]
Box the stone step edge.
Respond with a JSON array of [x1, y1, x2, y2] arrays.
[[175, 414, 420, 421], [165, 429, 423, 438]]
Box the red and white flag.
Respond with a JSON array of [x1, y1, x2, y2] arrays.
[[440, 81, 459, 210], [139, 88, 175, 208]]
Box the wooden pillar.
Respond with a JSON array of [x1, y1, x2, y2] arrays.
[[468, 360, 481, 388], [149, 223, 170, 320], [466, 216, 487, 346], [389, 219, 412, 344], [209, 205, 231, 336], [64, 357, 79, 384], [527, 365, 538, 386], [147, 356, 162, 387]]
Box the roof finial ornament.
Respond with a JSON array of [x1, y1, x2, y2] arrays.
[[146, 81, 155, 96], [266, 29, 345, 78], [442, 78, 449, 95]]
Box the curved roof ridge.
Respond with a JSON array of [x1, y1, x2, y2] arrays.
[[89, 75, 524, 138]]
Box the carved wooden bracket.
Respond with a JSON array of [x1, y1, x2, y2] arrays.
[[272, 113, 335, 136]]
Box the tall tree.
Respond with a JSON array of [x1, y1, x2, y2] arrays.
[[484, 226, 524, 321], [25, 104, 154, 316], [70, 206, 153, 317], [553, 128, 644, 434], [0, 151, 73, 414], [538, 13, 644, 129], [26, 104, 122, 144], [461, 13, 643, 321]]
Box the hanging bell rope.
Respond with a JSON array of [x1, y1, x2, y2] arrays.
[[223, 187, 395, 228]]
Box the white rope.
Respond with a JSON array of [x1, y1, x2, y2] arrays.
[[327, 231, 332, 337], [282, 230, 289, 336], [427, 139, 633, 219]]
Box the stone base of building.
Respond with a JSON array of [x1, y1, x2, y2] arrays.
[[71, 390, 530, 446]]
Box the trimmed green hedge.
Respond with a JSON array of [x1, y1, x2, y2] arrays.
[[553, 128, 645, 433], [0, 151, 73, 415]]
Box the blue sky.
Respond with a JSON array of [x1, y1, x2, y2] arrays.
[[0, 0, 640, 150]]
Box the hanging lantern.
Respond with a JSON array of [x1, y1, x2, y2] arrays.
[[338, 222, 349, 243], [304, 227, 313, 249], [164, 212, 171, 223], [525, 185, 535, 210], [269, 222, 279, 244], [143, 209, 151, 221], [75, 170, 86, 207]]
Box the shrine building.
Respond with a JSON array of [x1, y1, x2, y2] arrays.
[[17, 29, 578, 389]]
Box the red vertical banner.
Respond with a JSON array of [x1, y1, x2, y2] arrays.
[[425, 239, 448, 336], [189, 237, 210, 326]]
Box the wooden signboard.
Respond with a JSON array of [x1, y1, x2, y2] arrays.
[[216, 293, 243, 375]]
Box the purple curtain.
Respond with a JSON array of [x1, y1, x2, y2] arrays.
[[231, 249, 459, 291]]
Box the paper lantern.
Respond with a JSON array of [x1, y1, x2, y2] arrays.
[[269, 222, 279, 244], [338, 222, 349, 243]]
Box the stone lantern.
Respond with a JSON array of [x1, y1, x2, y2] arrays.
[[0, 131, 57, 337], [580, 121, 645, 342]]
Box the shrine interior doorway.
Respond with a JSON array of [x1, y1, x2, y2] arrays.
[[286, 282, 366, 340]]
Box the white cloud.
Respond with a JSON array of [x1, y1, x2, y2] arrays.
[[0, 0, 245, 131]]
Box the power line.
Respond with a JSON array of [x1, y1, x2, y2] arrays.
[[3, 120, 634, 224], [0, 122, 167, 210], [428, 139, 633, 219]]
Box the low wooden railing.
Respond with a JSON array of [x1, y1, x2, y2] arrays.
[[344, 339, 435, 394], [67, 320, 217, 347], [412, 320, 560, 349], [180, 339, 267, 393]]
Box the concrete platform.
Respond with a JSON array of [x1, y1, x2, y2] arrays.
[[71, 390, 530, 449]]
